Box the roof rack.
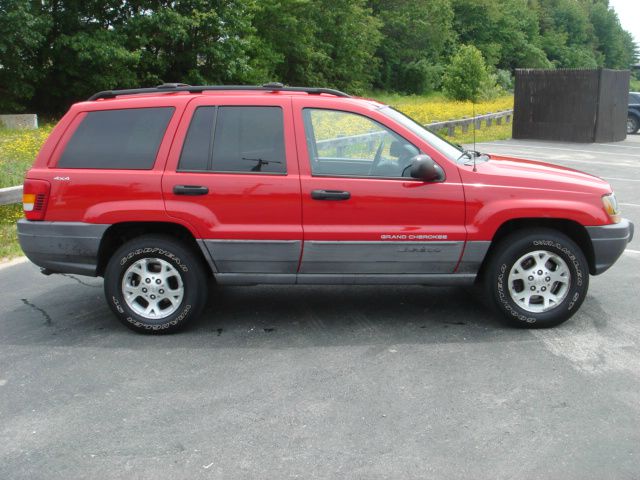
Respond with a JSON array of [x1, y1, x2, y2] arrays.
[[87, 82, 351, 101]]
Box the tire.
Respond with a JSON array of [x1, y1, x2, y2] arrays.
[[484, 229, 589, 328], [628, 114, 640, 135], [104, 235, 208, 333]]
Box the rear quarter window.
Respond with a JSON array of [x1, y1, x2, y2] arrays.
[[57, 107, 174, 169]]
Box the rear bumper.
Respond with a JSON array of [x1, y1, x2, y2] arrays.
[[586, 219, 634, 275], [17, 220, 109, 276]]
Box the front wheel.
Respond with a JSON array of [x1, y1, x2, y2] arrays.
[[104, 235, 208, 333], [484, 229, 589, 328], [628, 115, 640, 135]]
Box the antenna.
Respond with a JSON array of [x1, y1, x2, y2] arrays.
[[472, 100, 477, 172]]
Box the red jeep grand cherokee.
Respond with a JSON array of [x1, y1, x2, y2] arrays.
[[17, 83, 634, 333]]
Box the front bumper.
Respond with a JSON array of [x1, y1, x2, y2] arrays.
[[17, 220, 109, 276], [586, 218, 634, 275]]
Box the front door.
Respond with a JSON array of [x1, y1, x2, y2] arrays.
[[293, 99, 466, 275], [162, 96, 302, 277]]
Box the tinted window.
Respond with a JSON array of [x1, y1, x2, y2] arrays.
[[212, 107, 285, 173], [303, 108, 419, 178], [178, 107, 216, 171], [58, 108, 174, 169]]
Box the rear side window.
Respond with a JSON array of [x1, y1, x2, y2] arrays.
[[178, 106, 286, 174], [179, 107, 216, 171], [58, 107, 174, 169]]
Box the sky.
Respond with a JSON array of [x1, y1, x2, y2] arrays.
[[609, 0, 640, 57]]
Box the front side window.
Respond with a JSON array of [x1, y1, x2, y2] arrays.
[[58, 107, 174, 169], [303, 109, 419, 178], [178, 106, 286, 174]]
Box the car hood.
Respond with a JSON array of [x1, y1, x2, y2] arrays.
[[465, 154, 612, 195]]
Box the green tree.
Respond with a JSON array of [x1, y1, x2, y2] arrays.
[[0, 0, 637, 115], [253, 0, 381, 92], [535, 0, 599, 68], [0, 0, 49, 112], [452, 0, 550, 70], [27, 0, 141, 114], [121, 1, 260, 87], [442, 45, 493, 101], [590, 1, 637, 68], [370, 0, 454, 93]]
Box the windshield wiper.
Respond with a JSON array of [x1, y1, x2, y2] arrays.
[[456, 149, 481, 163], [242, 157, 282, 172], [456, 149, 489, 172]]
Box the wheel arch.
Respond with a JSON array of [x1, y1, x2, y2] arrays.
[[96, 221, 214, 277], [477, 218, 596, 278]]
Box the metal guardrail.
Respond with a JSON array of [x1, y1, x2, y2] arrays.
[[0, 186, 22, 206], [0, 109, 513, 206], [426, 109, 513, 137], [316, 109, 514, 151]]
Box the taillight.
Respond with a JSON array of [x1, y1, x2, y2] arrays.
[[22, 179, 50, 221]]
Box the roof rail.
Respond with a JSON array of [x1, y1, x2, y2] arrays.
[[87, 83, 351, 101]]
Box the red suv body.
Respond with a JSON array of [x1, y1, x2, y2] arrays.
[[18, 84, 634, 333]]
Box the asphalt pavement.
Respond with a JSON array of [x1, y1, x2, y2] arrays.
[[1, 135, 639, 479]]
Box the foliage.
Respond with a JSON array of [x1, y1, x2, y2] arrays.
[[0, 0, 50, 112], [0, 0, 636, 113], [370, 0, 453, 93], [589, 1, 637, 69], [495, 69, 514, 91], [442, 45, 497, 101], [452, 0, 551, 70]]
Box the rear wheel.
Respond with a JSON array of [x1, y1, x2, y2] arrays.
[[104, 235, 208, 333], [484, 229, 589, 328], [628, 114, 640, 135]]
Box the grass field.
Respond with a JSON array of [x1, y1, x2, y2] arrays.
[[0, 124, 54, 189], [371, 92, 513, 124], [0, 95, 514, 261]]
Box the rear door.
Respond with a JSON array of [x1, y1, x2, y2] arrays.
[[293, 98, 466, 275], [162, 95, 302, 275]]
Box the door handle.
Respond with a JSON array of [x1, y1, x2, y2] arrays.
[[173, 185, 209, 196], [311, 189, 351, 200]]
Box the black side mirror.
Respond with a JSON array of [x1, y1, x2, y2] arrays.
[[409, 154, 445, 182]]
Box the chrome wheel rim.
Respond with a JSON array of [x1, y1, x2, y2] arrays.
[[508, 250, 571, 313], [122, 258, 184, 320], [628, 117, 637, 134]]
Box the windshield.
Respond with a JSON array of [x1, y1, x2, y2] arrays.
[[378, 106, 463, 161]]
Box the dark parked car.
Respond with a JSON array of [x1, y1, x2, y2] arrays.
[[629, 92, 640, 134]]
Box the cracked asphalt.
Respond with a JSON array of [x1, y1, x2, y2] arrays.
[[1, 135, 640, 479]]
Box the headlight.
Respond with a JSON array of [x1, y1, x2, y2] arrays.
[[602, 193, 621, 223]]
